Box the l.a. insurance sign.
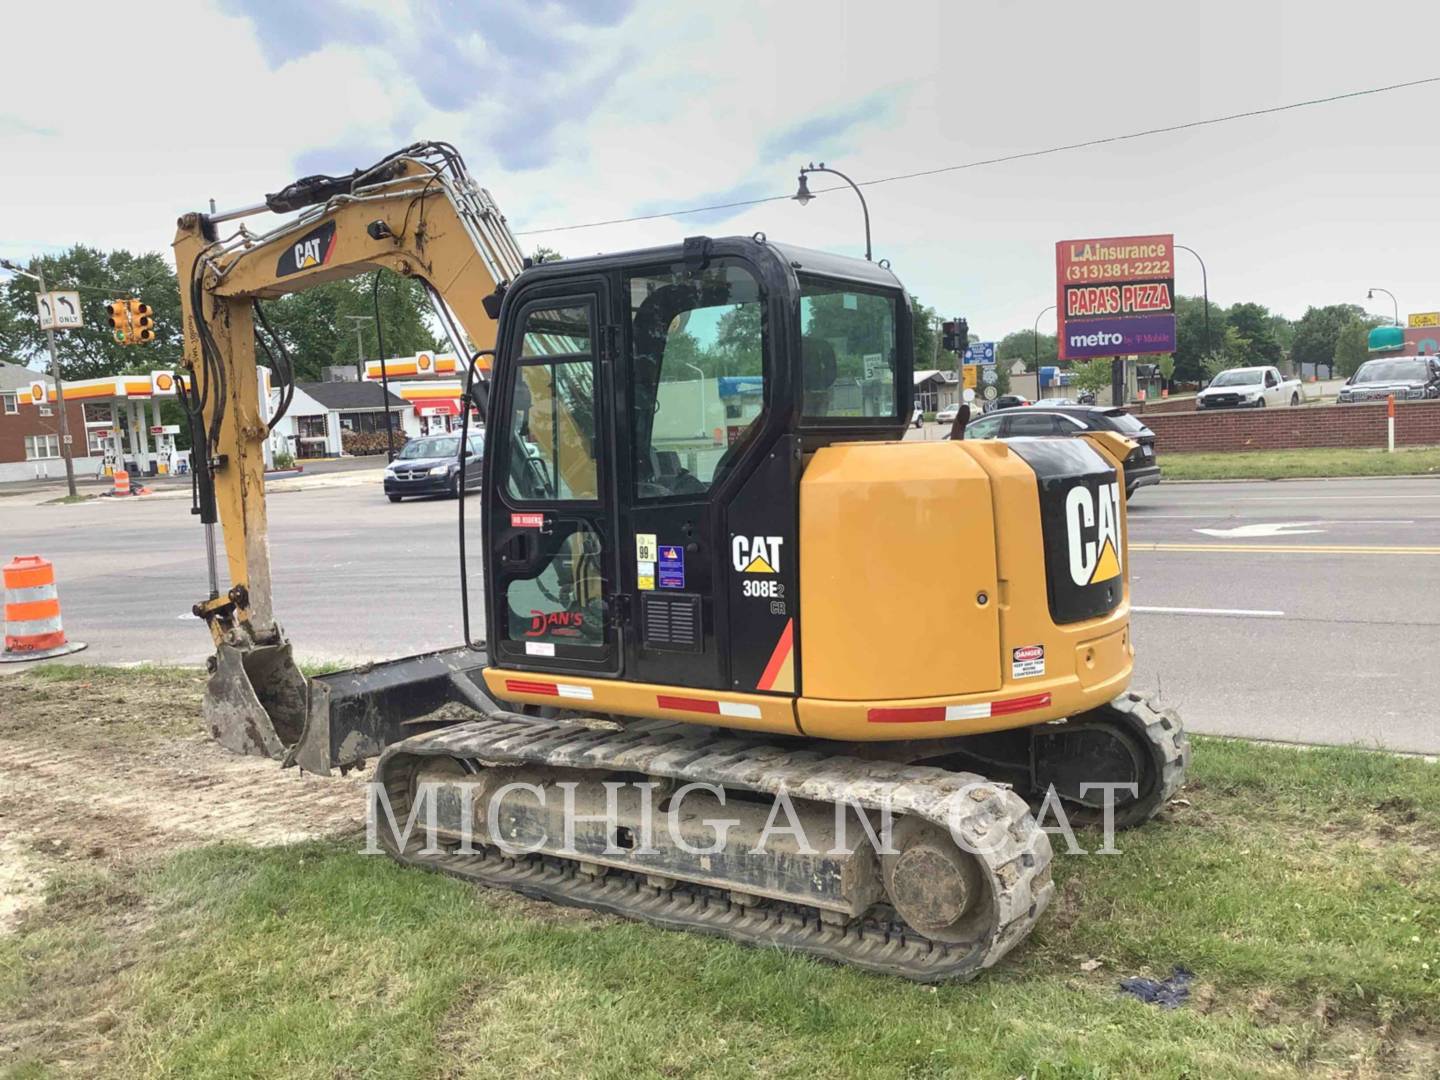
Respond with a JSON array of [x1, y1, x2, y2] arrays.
[[1056, 234, 1177, 360]]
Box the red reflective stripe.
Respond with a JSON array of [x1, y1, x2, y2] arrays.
[[656, 695, 720, 715], [867, 706, 947, 724], [505, 679, 558, 696], [990, 692, 1052, 716]]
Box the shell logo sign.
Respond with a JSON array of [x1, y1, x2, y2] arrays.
[[28, 382, 46, 404], [153, 371, 176, 394], [417, 353, 433, 372]]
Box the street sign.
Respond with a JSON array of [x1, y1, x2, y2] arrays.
[[963, 341, 996, 365], [982, 384, 998, 401], [962, 365, 977, 389], [36, 291, 83, 330], [1056, 235, 1176, 360], [981, 366, 998, 385], [51, 291, 82, 328]]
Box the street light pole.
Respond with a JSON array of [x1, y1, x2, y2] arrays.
[[1367, 287, 1399, 326], [1, 259, 78, 497], [1033, 305, 1056, 371], [1175, 244, 1209, 362], [793, 162, 872, 261]]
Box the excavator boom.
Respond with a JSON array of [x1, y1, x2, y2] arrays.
[[174, 143, 523, 763]]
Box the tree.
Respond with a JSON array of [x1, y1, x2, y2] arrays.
[[255, 272, 443, 382], [531, 246, 562, 264], [1333, 318, 1373, 378], [1171, 294, 1224, 383], [998, 329, 1056, 372], [0, 246, 183, 380], [1224, 302, 1284, 368], [1291, 304, 1367, 379], [911, 299, 939, 372], [1071, 358, 1113, 396]]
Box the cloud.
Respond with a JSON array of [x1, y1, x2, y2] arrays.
[[223, 0, 638, 171], [630, 178, 783, 228], [758, 91, 896, 163]]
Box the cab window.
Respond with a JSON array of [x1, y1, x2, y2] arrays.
[[505, 303, 599, 502], [799, 278, 899, 420], [626, 260, 764, 499]]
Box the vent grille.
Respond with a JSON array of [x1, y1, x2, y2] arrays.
[[642, 593, 701, 652]]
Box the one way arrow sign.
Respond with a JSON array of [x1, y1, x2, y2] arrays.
[[1194, 521, 1326, 538]]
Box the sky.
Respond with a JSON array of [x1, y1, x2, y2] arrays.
[[3, 0, 1439, 342]]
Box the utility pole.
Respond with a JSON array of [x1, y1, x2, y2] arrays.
[[344, 315, 375, 382], [2, 259, 79, 497]]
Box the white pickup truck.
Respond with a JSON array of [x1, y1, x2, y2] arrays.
[[1196, 365, 1303, 409]]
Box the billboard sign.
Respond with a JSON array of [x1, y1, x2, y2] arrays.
[[1056, 234, 1176, 360], [1408, 312, 1440, 328]]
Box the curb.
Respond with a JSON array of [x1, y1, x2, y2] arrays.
[[1161, 473, 1440, 485]]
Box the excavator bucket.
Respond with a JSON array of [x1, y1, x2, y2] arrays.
[[203, 641, 496, 774], [205, 641, 308, 759]]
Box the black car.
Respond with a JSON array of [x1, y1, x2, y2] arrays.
[[383, 433, 484, 502], [1337, 356, 1440, 404], [963, 404, 1161, 496]]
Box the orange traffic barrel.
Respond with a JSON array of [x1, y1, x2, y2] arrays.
[[113, 470, 131, 496], [2, 556, 87, 662]]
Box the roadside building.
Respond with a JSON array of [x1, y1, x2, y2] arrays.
[[913, 369, 960, 413], [0, 360, 94, 483], [270, 381, 410, 459]]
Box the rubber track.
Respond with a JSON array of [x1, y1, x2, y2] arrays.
[[1099, 692, 1191, 828], [375, 717, 1055, 982]]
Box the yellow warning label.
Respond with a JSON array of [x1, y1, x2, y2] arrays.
[[1089, 538, 1121, 584], [741, 555, 776, 574]]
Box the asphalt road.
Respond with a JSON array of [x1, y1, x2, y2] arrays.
[[2, 473, 1437, 753]]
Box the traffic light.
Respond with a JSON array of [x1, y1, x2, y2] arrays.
[[128, 300, 155, 344], [106, 300, 130, 345], [941, 317, 969, 354]]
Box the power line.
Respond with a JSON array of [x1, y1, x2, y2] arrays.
[[515, 75, 1440, 237]]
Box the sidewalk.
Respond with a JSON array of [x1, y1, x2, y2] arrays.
[[0, 458, 389, 508]]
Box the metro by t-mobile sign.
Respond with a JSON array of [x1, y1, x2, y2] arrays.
[[1056, 234, 1177, 360]]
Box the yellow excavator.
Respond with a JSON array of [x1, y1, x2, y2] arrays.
[[174, 142, 1188, 981]]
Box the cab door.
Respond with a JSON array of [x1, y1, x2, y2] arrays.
[[486, 281, 621, 676]]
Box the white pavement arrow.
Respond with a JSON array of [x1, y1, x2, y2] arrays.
[[1193, 521, 1326, 538]]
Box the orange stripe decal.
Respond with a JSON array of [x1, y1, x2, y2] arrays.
[[756, 618, 794, 692], [5, 599, 60, 622]]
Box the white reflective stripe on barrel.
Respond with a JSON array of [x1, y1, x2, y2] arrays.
[[5, 583, 58, 605], [7, 614, 63, 635]]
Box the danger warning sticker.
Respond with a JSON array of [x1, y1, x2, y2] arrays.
[[1011, 644, 1045, 679]]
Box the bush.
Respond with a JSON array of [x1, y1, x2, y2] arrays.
[[342, 431, 407, 456], [272, 450, 295, 471]]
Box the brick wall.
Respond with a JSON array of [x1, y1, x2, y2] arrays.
[[0, 395, 88, 464], [1142, 399, 1440, 454], [1133, 396, 1197, 415]]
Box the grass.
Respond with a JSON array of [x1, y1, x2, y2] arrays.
[[3, 738, 1438, 1078], [1161, 446, 1440, 481]]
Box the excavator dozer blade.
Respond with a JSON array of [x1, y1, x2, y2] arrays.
[[205, 640, 309, 760], [205, 640, 496, 774], [291, 646, 497, 776]]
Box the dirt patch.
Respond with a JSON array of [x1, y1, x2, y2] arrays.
[[0, 671, 366, 933]]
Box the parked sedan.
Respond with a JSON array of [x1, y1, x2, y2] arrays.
[[935, 402, 960, 424], [963, 404, 1161, 496], [383, 433, 484, 501], [1337, 356, 1440, 404]]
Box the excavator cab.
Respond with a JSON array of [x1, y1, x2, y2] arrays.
[[481, 236, 909, 697]]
